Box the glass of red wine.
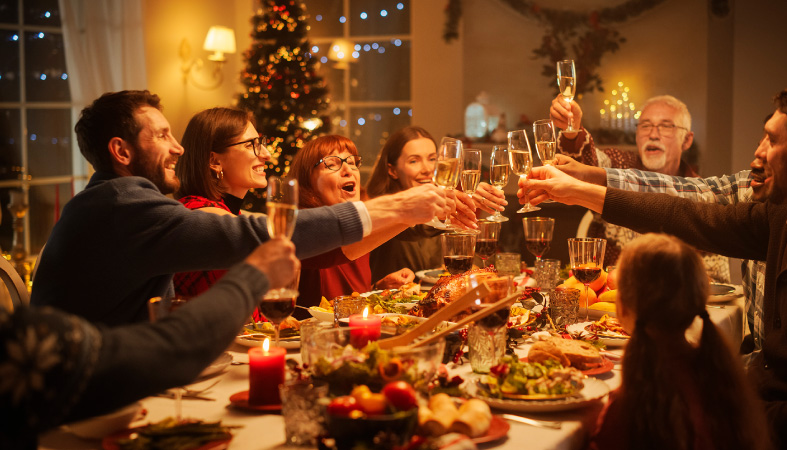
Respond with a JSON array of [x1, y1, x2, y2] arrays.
[[259, 288, 299, 347], [441, 232, 477, 275], [522, 217, 555, 264], [475, 220, 501, 268], [567, 238, 607, 322]]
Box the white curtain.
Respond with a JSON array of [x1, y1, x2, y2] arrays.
[[58, 0, 148, 188]]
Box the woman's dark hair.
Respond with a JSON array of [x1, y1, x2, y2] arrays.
[[289, 135, 358, 208], [176, 108, 253, 200], [74, 90, 161, 173], [365, 126, 434, 198], [616, 233, 771, 450]]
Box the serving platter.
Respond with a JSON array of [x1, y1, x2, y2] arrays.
[[566, 322, 629, 348], [416, 269, 447, 284], [472, 378, 609, 413]]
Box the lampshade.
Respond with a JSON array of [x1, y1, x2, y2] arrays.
[[203, 26, 236, 62], [328, 39, 355, 63]]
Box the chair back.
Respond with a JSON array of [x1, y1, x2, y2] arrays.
[[576, 210, 594, 238], [0, 256, 29, 309]]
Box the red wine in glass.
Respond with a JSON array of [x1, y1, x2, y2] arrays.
[[259, 288, 298, 346], [525, 238, 551, 260], [475, 239, 498, 262], [444, 256, 474, 275], [573, 267, 602, 284]]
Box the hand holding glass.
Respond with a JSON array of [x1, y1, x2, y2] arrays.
[[557, 60, 577, 132], [427, 138, 462, 229], [533, 119, 557, 166], [488, 145, 510, 222], [508, 130, 539, 213]]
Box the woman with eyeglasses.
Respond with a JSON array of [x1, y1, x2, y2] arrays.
[[289, 135, 425, 314], [173, 107, 271, 298]]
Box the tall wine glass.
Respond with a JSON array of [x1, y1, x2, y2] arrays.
[[488, 145, 510, 222], [508, 130, 539, 213], [461, 148, 482, 197], [149, 296, 191, 421], [522, 217, 555, 263], [567, 238, 606, 322], [427, 138, 463, 229], [475, 220, 501, 268], [557, 60, 577, 132], [533, 119, 557, 166], [440, 232, 476, 275], [265, 176, 300, 346]]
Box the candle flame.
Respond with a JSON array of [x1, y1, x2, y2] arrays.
[[263, 337, 270, 351], [362, 306, 369, 318]]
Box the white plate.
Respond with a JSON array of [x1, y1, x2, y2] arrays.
[[338, 313, 426, 327], [416, 269, 446, 284], [308, 307, 334, 322], [513, 273, 537, 288], [472, 378, 609, 413], [567, 322, 629, 348], [708, 283, 741, 303], [234, 335, 300, 349], [197, 352, 232, 379]]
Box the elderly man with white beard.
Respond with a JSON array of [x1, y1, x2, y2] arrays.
[[548, 93, 730, 282]]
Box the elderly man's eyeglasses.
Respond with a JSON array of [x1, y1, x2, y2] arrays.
[[225, 135, 267, 157], [636, 122, 687, 138], [314, 155, 362, 172]]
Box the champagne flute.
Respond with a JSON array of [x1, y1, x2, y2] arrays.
[[428, 138, 463, 229], [567, 238, 606, 322], [488, 145, 510, 222], [440, 232, 476, 275], [475, 220, 501, 268], [557, 60, 577, 132], [522, 217, 555, 263], [266, 177, 299, 239], [508, 130, 539, 213], [461, 148, 482, 197], [533, 119, 557, 166]]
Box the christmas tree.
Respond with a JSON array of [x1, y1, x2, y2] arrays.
[[237, 0, 331, 210]]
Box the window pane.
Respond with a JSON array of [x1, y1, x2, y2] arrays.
[[29, 183, 70, 253], [350, 0, 409, 36], [0, 31, 21, 102], [0, 0, 18, 25], [27, 108, 72, 177], [317, 61, 345, 102], [304, 0, 343, 38], [350, 39, 410, 101], [0, 109, 22, 178], [25, 31, 70, 102], [24, 0, 61, 27], [348, 106, 411, 166]]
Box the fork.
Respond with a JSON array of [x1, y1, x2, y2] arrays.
[[502, 414, 562, 429]]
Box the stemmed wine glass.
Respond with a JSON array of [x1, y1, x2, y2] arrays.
[[148, 296, 190, 421], [460, 148, 482, 232], [488, 145, 509, 222], [475, 220, 501, 268], [567, 238, 606, 322], [533, 119, 557, 166], [522, 217, 555, 264], [263, 176, 299, 346], [440, 232, 476, 275], [557, 60, 577, 132], [508, 130, 539, 213], [426, 138, 463, 229]]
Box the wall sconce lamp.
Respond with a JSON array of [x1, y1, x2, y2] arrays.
[[180, 26, 237, 90], [328, 38, 357, 70]]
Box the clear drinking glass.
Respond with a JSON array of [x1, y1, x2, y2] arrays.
[[266, 176, 298, 240], [426, 137, 463, 229], [488, 145, 510, 222], [494, 252, 521, 278], [259, 288, 298, 347], [557, 60, 577, 132], [280, 379, 330, 446], [508, 130, 539, 213], [522, 217, 555, 263], [440, 232, 476, 275], [533, 119, 557, 166], [550, 287, 581, 328], [467, 275, 513, 373], [567, 238, 606, 321], [475, 220, 501, 268]]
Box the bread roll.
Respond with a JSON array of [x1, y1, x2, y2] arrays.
[[419, 393, 458, 436], [449, 399, 492, 438]]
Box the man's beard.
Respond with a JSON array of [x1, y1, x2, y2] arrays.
[[641, 152, 666, 171], [129, 151, 179, 194]]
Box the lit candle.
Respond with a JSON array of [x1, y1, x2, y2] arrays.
[[348, 306, 381, 348], [248, 338, 286, 405]]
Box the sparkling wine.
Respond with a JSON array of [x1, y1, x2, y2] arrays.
[[434, 158, 460, 187], [490, 164, 509, 189], [443, 255, 473, 275], [258, 297, 296, 324], [525, 238, 551, 259], [558, 76, 576, 101], [461, 169, 481, 195], [573, 267, 602, 284], [475, 239, 497, 260], [536, 141, 556, 165], [266, 202, 297, 239], [509, 151, 532, 176]]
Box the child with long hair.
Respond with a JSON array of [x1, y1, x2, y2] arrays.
[[589, 233, 771, 450]]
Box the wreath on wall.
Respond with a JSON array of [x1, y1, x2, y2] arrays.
[[444, 0, 670, 96]]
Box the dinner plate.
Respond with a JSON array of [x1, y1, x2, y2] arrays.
[[472, 377, 609, 413], [707, 283, 741, 303], [416, 269, 447, 284], [522, 356, 615, 376], [566, 322, 629, 348], [234, 335, 300, 349], [308, 307, 334, 322], [102, 426, 232, 450], [471, 415, 510, 444]]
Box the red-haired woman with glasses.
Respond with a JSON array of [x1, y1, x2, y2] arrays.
[[173, 107, 270, 299]]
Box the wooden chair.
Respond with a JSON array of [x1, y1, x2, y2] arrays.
[[0, 256, 29, 310]]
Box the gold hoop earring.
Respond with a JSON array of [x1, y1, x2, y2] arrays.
[[216, 170, 224, 180]]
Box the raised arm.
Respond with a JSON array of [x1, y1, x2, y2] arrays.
[[605, 167, 752, 205]]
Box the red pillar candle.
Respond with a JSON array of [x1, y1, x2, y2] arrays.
[[348, 307, 382, 348], [248, 338, 286, 405]]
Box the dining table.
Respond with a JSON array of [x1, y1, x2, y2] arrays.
[[38, 288, 746, 450]]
